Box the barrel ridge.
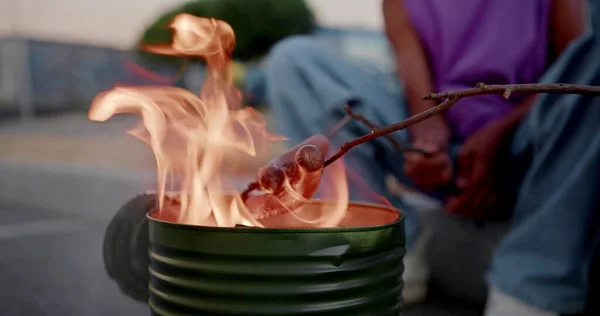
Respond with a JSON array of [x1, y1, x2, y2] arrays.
[[148, 204, 405, 315], [149, 240, 405, 315]]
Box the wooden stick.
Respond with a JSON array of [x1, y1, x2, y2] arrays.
[[324, 97, 460, 166], [242, 83, 600, 201], [324, 83, 600, 167], [326, 114, 352, 138], [342, 105, 430, 156], [424, 83, 600, 101]]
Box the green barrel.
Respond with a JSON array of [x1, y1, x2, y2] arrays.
[[148, 202, 405, 316]]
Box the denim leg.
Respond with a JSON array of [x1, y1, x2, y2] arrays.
[[487, 31, 600, 314], [265, 36, 421, 247]]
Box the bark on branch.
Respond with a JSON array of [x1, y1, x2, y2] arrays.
[[323, 83, 600, 166], [242, 83, 600, 201], [324, 97, 460, 166], [342, 105, 430, 156], [423, 83, 600, 101]]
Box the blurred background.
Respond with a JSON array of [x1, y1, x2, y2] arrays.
[[0, 0, 390, 117], [0, 0, 394, 177], [0, 0, 506, 315]]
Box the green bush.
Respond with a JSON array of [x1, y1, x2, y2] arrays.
[[136, 0, 316, 65]]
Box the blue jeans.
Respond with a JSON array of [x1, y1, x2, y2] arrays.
[[265, 35, 425, 248], [265, 29, 600, 314], [487, 28, 600, 314]]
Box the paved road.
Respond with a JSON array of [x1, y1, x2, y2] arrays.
[[0, 201, 148, 316], [0, 200, 482, 316]]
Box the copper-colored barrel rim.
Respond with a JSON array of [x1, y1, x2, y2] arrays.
[[147, 199, 404, 234]]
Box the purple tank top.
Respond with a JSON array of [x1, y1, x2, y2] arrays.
[[403, 0, 552, 138]]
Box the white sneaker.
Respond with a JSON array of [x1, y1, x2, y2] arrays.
[[484, 287, 559, 316], [402, 225, 433, 304]]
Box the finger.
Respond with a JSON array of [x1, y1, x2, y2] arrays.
[[404, 151, 424, 167], [406, 153, 452, 185], [413, 139, 440, 154], [456, 149, 474, 189], [449, 162, 490, 218], [466, 166, 497, 219], [405, 152, 445, 172], [422, 153, 451, 172], [403, 151, 425, 177]]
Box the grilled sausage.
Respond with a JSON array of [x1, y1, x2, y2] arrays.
[[247, 134, 329, 219]]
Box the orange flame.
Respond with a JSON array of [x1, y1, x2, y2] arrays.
[[89, 14, 349, 227]]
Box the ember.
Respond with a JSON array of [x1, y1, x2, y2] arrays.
[[89, 14, 349, 228]]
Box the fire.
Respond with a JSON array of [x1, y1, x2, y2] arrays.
[[89, 14, 349, 228]]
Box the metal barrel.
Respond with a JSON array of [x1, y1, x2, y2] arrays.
[[148, 201, 406, 316]]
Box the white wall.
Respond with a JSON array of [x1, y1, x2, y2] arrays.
[[0, 0, 383, 48], [1, 0, 186, 46], [0, 0, 15, 36], [308, 0, 383, 30]]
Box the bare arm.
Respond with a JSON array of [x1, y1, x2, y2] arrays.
[[549, 0, 588, 57], [382, 0, 437, 115], [491, 0, 588, 132]]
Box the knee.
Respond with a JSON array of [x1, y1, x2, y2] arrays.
[[266, 35, 324, 76]]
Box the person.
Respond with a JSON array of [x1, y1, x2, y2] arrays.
[[264, 0, 597, 315]]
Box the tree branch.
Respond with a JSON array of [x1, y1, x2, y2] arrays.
[[324, 83, 600, 167], [342, 105, 430, 156], [326, 114, 352, 138], [424, 83, 600, 101], [242, 83, 600, 202], [324, 97, 460, 166]]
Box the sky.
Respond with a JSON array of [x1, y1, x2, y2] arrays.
[[0, 0, 384, 48]]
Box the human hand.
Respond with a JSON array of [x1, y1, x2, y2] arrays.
[[445, 122, 511, 219], [404, 150, 453, 192], [404, 116, 452, 191], [245, 135, 329, 219], [409, 115, 451, 153]]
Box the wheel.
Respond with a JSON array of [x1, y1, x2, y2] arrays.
[[103, 193, 156, 302]]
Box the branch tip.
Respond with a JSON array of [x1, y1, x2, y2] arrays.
[[244, 83, 600, 205]]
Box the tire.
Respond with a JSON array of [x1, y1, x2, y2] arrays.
[[103, 193, 156, 302]]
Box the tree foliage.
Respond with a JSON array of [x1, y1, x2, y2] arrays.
[[136, 0, 316, 65]]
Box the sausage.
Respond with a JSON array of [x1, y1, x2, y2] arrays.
[[257, 164, 286, 193], [295, 145, 325, 173], [244, 193, 288, 220], [247, 134, 329, 219], [256, 134, 328, 193]]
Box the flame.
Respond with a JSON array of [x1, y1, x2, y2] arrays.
[[89, 14, 349, 227]]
